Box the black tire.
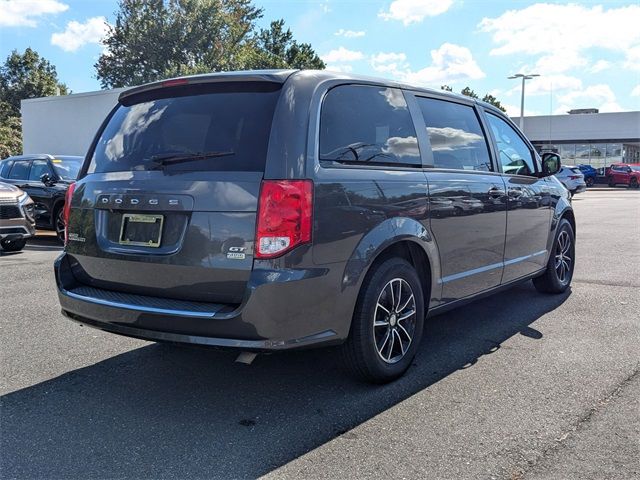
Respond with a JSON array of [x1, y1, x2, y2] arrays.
[[585, 177, 595, 187], [630, 177, 639, 189], [533, 219, 575, 294], [608, 176, 615, 187], [1, 238, 27, 252], [342, 257, 425, 383], [54, 206, 65, 244]]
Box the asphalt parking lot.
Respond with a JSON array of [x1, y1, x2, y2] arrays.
[[1, 189, 638, 479]]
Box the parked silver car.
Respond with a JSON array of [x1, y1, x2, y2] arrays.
[[0, 181, 36, 252], [554, 165, 587, 196]]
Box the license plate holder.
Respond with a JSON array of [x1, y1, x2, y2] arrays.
[[119, 213, 164, 247]]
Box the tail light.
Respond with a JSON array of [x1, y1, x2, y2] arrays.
[[569, 175, 580, 180], [63, 182, 76, 245], [255, 180, 313, 259]]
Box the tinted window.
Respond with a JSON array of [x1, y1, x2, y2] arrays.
[[417, 97, 492, 171], [29, 159, 54, 181], [88, 82, 282, 173], [52, 156, 82, 180], [319, 85, 420, 167], [8, 160, 30, 180], [0, 160, 12, 178], [486, 113, 535, 175]]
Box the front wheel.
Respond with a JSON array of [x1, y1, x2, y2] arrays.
[[533, 219, 575, 294], [630, 177, 639, 189], [342, 257, 425, 383], [1, 238, 27, 252], [55, 208, 65, 243]]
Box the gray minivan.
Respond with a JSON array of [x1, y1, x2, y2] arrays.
[[55, 70, 574, 383]]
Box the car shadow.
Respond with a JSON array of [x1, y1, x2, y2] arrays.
[[24, 234, 63, 252], [1, 283, 569, 479]]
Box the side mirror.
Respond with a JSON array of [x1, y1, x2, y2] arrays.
[[540, 153, 561, 177], [40, 173, 54, 186]]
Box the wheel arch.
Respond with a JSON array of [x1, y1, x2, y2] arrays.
[[342, 217, 440, 315]]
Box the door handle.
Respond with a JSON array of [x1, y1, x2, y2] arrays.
[[488, 187, 505, 198]]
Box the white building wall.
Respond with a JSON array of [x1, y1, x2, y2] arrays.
[[21, 89, 125, 156], [512, 111, 640, 142]]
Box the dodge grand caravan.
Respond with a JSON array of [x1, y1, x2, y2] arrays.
[[55, 70, 575, 383]]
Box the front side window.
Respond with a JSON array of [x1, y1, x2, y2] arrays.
[[319, 85, 420, 167], [417, 97, 492, 171], [486, 113, 535, 176], [29, 160, 54, 181], [8, 160, 30, 180]]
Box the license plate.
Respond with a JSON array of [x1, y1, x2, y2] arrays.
[[119, 214, 164, 247]]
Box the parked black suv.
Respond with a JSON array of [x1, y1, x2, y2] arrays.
[[0, 154, 82, 242], [55, 70, 574, 383]]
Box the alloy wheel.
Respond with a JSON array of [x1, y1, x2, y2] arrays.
[[373, 278, 417, 364], [554, 230, 572, 285], [55, 210, 65, 242]]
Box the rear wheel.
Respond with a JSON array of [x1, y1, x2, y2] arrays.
[[608, 176, 616, 187], [533, 219, 575, 294], [342, 257, 425, 383], [585, 177, 595, 187], [1, 238, 27, 252], [630, 177, 639, 189]]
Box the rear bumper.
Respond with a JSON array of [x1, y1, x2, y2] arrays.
[[55, 253, 349, 351], [572, 184, 587, 194]]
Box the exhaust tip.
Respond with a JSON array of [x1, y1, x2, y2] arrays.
[[235, 351, 258, 365]]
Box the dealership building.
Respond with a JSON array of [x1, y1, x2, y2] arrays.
[[20, 89, 640, 168]]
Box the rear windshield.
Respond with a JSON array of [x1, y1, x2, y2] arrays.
[[87, 82, 281, 174]]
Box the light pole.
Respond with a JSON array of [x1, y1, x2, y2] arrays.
[[508, 73, 539, 131]]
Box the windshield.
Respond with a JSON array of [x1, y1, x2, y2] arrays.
[[87, 82, 281, 174], [630, 165, 640, 172], [52, 156, 82, 180]]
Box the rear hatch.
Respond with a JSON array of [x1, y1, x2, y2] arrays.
[[65, 79, 284, 304]]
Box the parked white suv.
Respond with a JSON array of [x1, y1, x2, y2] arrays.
[[554, 166, 587, 196]]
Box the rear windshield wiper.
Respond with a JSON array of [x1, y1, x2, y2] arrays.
[[149, 150, 235, 167]]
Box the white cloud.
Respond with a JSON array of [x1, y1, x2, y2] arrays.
[[0, 0, 68, 27], [624, 46, 640, 72], [321, 47, 364, 63], [370, 52, 408, 74], [502, 103, 540, 118], [51, 16, 108, 52], [334, 29, 365, 38], [631, 85, 640, 97], [555, 84, 622, 113], [401, 43, 485, 86], [506, 74, 583, 98], [325, 64, 353, 73], [479, 4, 640, 75], [379, 0, 453, 25], [589, 60, 611, 74]]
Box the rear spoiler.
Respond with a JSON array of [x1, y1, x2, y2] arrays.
[[118, 69, 297, 103]]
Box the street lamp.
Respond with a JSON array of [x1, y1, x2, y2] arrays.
[[508, 73, 539, 131]]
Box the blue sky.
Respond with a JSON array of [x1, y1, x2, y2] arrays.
[[1, 0, 639, 116]]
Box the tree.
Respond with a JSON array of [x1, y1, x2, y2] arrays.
[[460, 87, 479, 99], [0, 48, 68, 117], [247, 20, 324, 70], [440, 85, 452, 92], [0, 48, 68, 158], [96, 0, 324, 88], [481, 93, 507, 112]]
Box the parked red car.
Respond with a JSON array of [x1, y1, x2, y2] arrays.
[[607, 163, 640, 188]]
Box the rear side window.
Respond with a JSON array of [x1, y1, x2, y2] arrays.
[[87, 82, 282, 173], [8, 160, 30, 180], [417, 97, 492, 172], [319, 85, 420, 167]]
